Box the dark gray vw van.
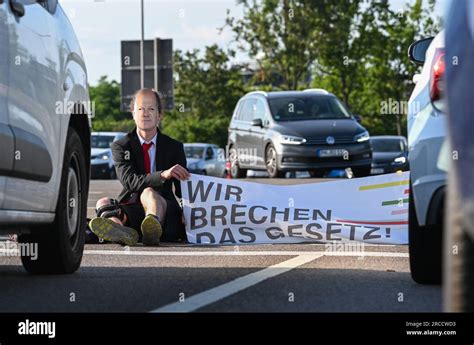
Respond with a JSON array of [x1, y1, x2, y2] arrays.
[[227, 89, 373, 178]]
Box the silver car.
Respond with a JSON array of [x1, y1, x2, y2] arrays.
[[407, 31, 446, 284], [91, 132, 126, 179], [0, 0, 91, 274], [184, 143, 226, 177]]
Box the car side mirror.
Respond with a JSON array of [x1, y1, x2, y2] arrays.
[[408, 37, 434, 65], [354, 114, 362, 123], [251, 118, 263, 127]]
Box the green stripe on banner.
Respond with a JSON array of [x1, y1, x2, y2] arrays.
[[359, 180, 409, 191], [382, 198, 409, 206]]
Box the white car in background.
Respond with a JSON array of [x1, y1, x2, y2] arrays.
[[184, 143, 227, 177], [91, 132, 126, 179], [407, 31, 447, 284], [0, 0, 91, 274]]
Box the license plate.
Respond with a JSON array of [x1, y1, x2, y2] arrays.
[[318, 149, 347, 158], [371, 168, 384, 174]]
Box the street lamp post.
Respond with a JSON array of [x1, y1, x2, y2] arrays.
[[140, 0, 144, 88]]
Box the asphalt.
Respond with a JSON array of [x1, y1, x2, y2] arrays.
[[0, 176, 441, 312]]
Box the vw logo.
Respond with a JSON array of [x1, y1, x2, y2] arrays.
[[326, 136, 335, 145]]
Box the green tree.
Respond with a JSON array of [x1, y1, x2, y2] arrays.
[[162, 45, 246, 147], [224, 0, 326, 89], [89, 76, 132, 131]]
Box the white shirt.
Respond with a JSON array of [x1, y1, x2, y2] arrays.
[[136, 130, 157, 173]]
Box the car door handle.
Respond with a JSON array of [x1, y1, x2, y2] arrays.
[[9, 0, 25, 17]]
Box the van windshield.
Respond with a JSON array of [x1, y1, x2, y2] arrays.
[[91, 135, 116, 149], [268, 95, 352, 121]]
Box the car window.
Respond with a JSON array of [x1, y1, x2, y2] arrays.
[[371, 139, 405, 152], [36, 0, 58, 14], [91, 135, 116, 149], [268, 95, 351, 121], [240, 99, 256, 122], [206, 147, 214, 159], [253, 99, 266, 121], [233, 100, 244, 120], [184, 146, 205, 159]]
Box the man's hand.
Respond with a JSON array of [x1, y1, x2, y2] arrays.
[[160, 164, 190, 181]]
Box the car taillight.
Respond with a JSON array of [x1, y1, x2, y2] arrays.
[[429, 48, 445, 102]]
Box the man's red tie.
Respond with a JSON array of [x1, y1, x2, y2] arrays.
[[142, 142, 153, 174]]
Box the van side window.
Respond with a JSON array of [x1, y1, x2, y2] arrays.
[[240, 99, 255, 122], [253, 99, 266, 121], [233, 101, 244, 120]]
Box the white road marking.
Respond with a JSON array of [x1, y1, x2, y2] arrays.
[[150, 253, 324, 313], [81, 250, 408, 258], [0, 248, 408, 258]]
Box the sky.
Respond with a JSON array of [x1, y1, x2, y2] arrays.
[[60, 0, 447, 86]]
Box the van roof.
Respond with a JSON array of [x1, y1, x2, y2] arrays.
[[247, 90, 335, 99]]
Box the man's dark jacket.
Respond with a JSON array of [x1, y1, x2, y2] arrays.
[[111, 127, 187, 204]]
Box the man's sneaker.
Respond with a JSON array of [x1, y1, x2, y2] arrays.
[[88, 217, 138, 246], [141, 214, 163, 246]]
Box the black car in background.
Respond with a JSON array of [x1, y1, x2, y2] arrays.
[[227, 89, 373, 178], [370, 136, 409, 175]]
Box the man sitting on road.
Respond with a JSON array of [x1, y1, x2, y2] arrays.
[[88, 88, 190, 246]]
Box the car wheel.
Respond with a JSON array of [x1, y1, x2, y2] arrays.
[[309, 170, 326, 178], [229, 147, 247, 178], [444, 168, 474, 311], [408, 181, 443, 284], [265, 144, 285, 178], [19, 128, 88, 274]]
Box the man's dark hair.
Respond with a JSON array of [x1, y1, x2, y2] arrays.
[[129, 88, 164, 113]]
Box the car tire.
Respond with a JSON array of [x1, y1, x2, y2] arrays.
[[352, 165, 371, 177], [229, 147, 247, 178], [444, 168, 474, 311], [19, 128, 88, 274], [408, 181, 443, 284], [265, 144, 285, 178]]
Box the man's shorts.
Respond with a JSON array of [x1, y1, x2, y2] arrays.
[[120, 197, 187, 243]]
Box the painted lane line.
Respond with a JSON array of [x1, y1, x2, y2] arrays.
[[150, 253, 324, 313]]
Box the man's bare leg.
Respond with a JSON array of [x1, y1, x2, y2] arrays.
[[95, 197, 128, 225], [139, 187, 167, 245], [140, 187, 167, 221]]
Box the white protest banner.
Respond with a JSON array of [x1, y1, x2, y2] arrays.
[[180, 172, 409, 245]]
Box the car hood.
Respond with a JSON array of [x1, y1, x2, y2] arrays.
[[272, 119, 365, 138], [372, 152, 403, 163]]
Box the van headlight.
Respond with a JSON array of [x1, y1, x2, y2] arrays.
[[189, 163, 198, 170], [101, 153, 110, 160], [354, 131, 370, 142], [392, 156, 407, 165], [278, 135, 307, 145]]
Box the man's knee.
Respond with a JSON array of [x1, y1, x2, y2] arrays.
[[140, 188, 167, 215], [140, 187, 165, 203], [95, 197, 124, 222], [96, 197, 112, 209], [140, 187, 156, 205]]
